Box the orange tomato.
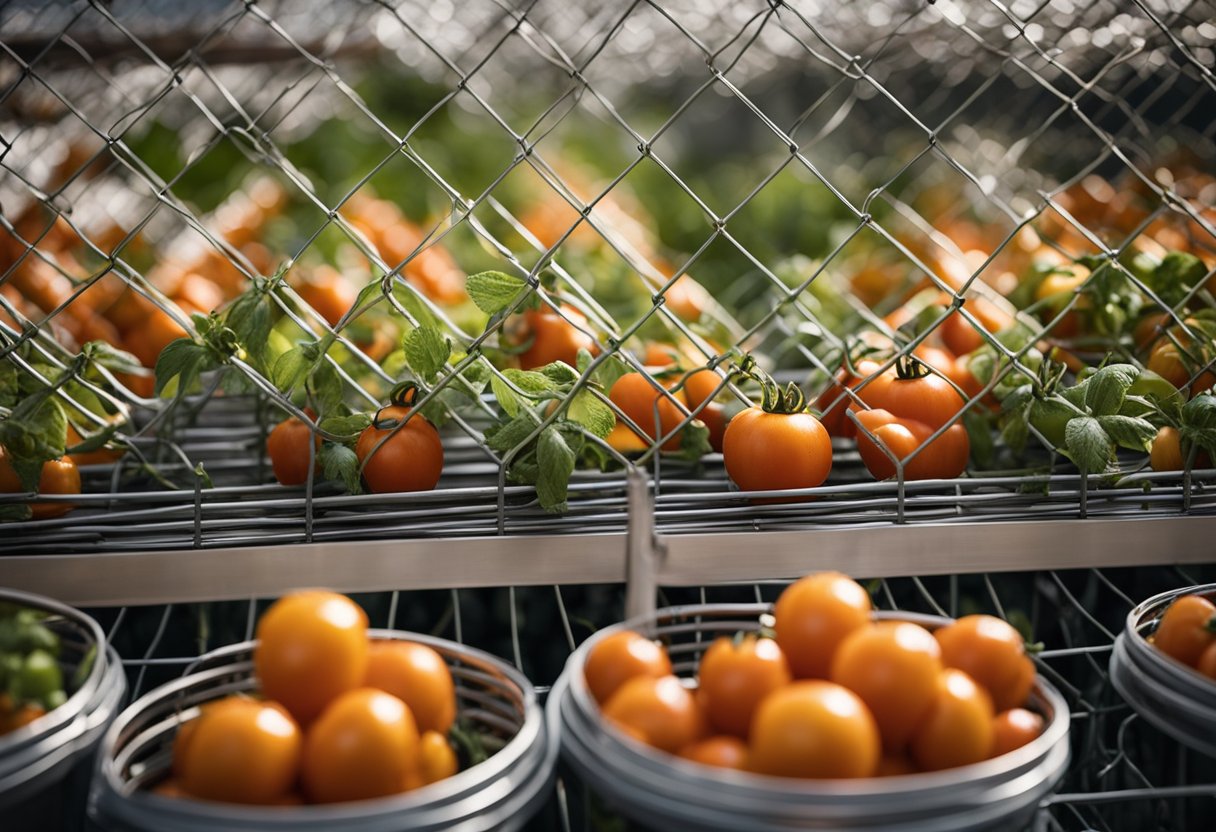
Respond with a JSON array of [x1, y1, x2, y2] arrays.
[[773, 572, 872, 679], [65, 422, 123, 466], [604, 422, 650, 454], [938, 298, 1010, 358], [297, 266, 357, 328], [697, 635, 792, 738], [1153, 594, 1216, 668], [1147, 340, 1215, 396], [0, 701, 45, 736], [172, 273, 224, 315], [126, 308, 188, 369], [990, 708, 1044, 758], [935, 615, 1035, 712], [602, 675, 705, 754], [722, 407, 832, 494], [677, 735, 749, 770], [266, 410, 320, 486], [303, 688, 419, 804], [418, 730, 459, 785], [0, 450, 80, 519], [662, 274, 709, 322], [910, 669, 994, 772], [830, 621, 943, 751], [815, 359, 882, 438], [1196, 641, 1216, 680], [609, 372, 689, 452], [748, 681, 880, 779], [507, 306, 596, 370], [584, 630, 673, 706], [355, 405, 444, 493], [254, 590, 370, 724], [364, 640, 456, 735], [177, 697, 302, 805], [874, 754, 918, 777]]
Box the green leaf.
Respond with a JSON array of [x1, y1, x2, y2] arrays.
[[1097, 415, 1157, 452], [458, 358, 491, 396], [319, 443, 361, 493], [1127, 369, 1182, 405], [65, 423, 120, 455], [539, 361, 580, 386], [964, 410, 995, 469], [1151, 252, 1206, 305], [485, 413, 539, 453], [567, 390, 615, 438], [81, 341, 142, 373], [402, 326, 452, 383], [490, 374, 524, 417], [466, 270, 529, 316], [272, 347, 312, 391], [592, 353, 630, 391], [311, 360, 344, 415], [0, 397, 68, 490], [0, 504, 33, 522], [1028, 396, 1078, 450], [576, 348, 594, 375], [154, 338, 214, 396], [1083, 364, 1138, 417], [389, 281, 442, 331], [1181, 393, 1216, 431], [0, 364, 18, 409], [536, 425, 578, 512], [226, 293, 272, 370], [318, 413, 371, 440], [1064, 416, 1114, 473], [501, 369, 558, 396], [676, 418, 711, 461]]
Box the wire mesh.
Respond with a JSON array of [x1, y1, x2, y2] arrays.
[[82, 565, 1216, 831]]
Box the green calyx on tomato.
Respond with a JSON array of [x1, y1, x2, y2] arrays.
[[735, 354, 808, 416]]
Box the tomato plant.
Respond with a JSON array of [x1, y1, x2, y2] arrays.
[[909, 669, 994, 772], [723, 359, 831, 494], [773, 572, 872, 680], [364, 640, 456, 735], [1153, 594, 1216, 668], [935, 615, 1035, 712], [602, 675, 705, 754], [355, 384, 444, 494], [302, 688, 419, 804], [254, 590, 370, 724], [697, 634, 791, 738], [748, 681, 880, 779], [830, 621, 943, 751], [177, 697, 302, 805], [584, 630, 672, 705], [266, 409, 320, 486]]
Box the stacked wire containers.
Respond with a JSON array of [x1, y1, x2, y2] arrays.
[[0, 589, 126, 832], [90, 629, 556, 831], [550, 604, 1070, 831], [1110, 583, 1216, 760]]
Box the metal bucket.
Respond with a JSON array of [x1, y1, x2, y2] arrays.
[[0, 588, 126, 832], [89, 629, 557, 831], [1109, 583, 1216, 759], [549, 603, 1071, 832]]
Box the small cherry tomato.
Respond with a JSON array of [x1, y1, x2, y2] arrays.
[[602, 675, 705, 754], [773, 572, 872, 679], [609, 372, 689, 452], [303, 688, 419, 804], [177, 697, 302, 805], [935, 615, 1035, 712], [266, 409, 320, 486], [0, 449, 80, 520], [1153, 594, 1216, 668], [507, 306, 596, 370], [910, 669, 995, 772], [418, 730, 459, 785], [584, 630, 672, 706], [815, 359, 883, 438], [677, 735, 749, 770], [990, 708, 1045, 758], [748, 681, 880, 779], [254, 590, 369, 724], [355, 403, 444, 494], [830, 621, 943, 752], [697, 635, 791, 738], [1196, 641, 1216, 680], [364, 640, 457, 735], [1150, 426, 1211, 471]]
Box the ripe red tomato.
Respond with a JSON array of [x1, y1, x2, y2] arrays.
[[773, 572, 872, 679], [815, 359, 882, 438], [910, 669, 994, 771], [748, 681, 880, 778], [990, 708, 1044, 758], [355, 405, 444, 493], [177, 697, 302, 804], [677, 735, 749, 770], [1153, 594, 1216, 667], [254, 590, 370, 724], [364, 640, 456, 735], [935, 615, 1035, 712], [0, 450, 80, 519], [303, 688, 418, 803], [602, 675, 705, 754], [584, 630, 672, 705], [697, 635, 791, 738], [266, 409, 320, 486], [723, 408, 832, 494], [830, 621, 943, 751]]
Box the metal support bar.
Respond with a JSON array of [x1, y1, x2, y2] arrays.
[[624, 469, 662, 620]]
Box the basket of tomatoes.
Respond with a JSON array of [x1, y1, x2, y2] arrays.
[[90, 590, 556, 831], [0, 588, 127, 832], [548, 573, 1070, 831], [1110, 583, 1216, 759]]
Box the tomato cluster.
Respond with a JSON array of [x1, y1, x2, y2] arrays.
[[585, 572, 1045, 779], [156, 590, 460, 805], [1151, 592, 1216, 679]]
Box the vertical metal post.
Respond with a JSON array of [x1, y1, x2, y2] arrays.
[[624, 467, 660, 620]]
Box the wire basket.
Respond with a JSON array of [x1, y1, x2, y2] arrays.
[[549, 602, 1070, 831], [89, 628, 556, 832], [0, 588, 126, 830], [1109, 582, 1216, 761]]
